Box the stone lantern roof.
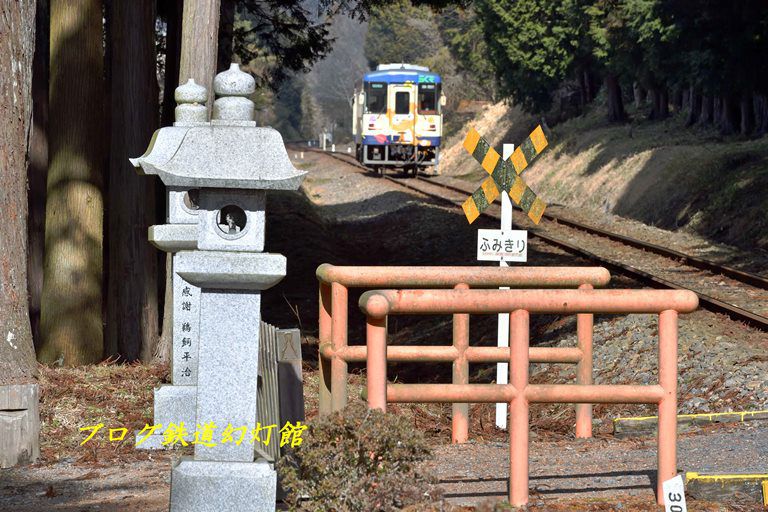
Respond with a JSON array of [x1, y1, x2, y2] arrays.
[[130, 125, 305, 189], [130, 64, 306, 190]]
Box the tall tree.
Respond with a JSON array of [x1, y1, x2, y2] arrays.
[[159, 0, 184, 128], [232, 0, 331, 89], [153, 0, 222, 363], [156, 0, 184, 363], [365, 0, 440, 68], [105, 1, 160, 362], [28, 0, 50, 349], [180, 0, 221, 112], [1, 0, 38, 382], [475, 0, 591, 113], [39, 0, 105, 365]]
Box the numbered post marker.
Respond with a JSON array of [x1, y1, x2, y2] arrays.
[[662, 474, 687, 512], [477, 229, 528, 262]]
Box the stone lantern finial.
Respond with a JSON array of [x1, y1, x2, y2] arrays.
[[212, 63, 256, 124], [174, 79, 208, 126]]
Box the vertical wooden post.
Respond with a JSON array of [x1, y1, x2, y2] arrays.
[[575, 283, 594, 438], [330, 283, 349, 411], [318, 283, 332, 415], [657, 310, 678, 505], [452, 283, 470, 443], [509, 309, 530, 507]]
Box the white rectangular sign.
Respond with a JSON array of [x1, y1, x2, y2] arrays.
[[662, 475, 687, 512], [477, 229, 527, 262]]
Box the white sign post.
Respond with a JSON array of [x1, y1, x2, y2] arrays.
[[498, 143, 514, 429], [662, 475, 687, 512]]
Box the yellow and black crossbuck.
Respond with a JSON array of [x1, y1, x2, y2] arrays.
[[461, 125, 548, 224]]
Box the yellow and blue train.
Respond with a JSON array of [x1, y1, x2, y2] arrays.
[[352, 64, 445, 175]]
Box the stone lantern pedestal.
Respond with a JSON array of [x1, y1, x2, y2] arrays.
[[131, 65, 305, 512]]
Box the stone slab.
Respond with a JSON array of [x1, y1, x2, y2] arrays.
[[277, 329, 305, 428], [175, 251, 286, 291], [153, 385, 197, 427], [686, 472, 768, 504], [172, 269, 201, 384], [0, 384, 40, 468], [613, 410, 768, 438], [170, 458, 276, 512], [195, 290, 261, 462], [149, 224, 197, 252]]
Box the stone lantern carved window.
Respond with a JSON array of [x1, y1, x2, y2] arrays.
[[182, 189, 200, 214], [217, 204, 248, 238]]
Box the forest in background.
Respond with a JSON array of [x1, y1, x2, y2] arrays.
[[282, 0, 768, 141], [3, 0, 767, 379]]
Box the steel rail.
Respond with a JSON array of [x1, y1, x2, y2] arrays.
[[295, 146, 768, 331], [415, 174, 768, 290]]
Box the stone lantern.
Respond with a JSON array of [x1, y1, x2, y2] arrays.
[[131, 64, 305, 512]]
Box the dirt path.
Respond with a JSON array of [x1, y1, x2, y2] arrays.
[[427, 422, 768, 508], [3, 422, 764, 511]]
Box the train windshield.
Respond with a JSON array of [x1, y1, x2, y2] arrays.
[[418, 83, 440, 114], [395, 92, 410, 114], [365, 82, 387, 114]]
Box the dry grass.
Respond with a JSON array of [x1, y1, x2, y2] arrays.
[[30, 358, 758, 511], [36, 361, 173, 465], [439, 100, 768, 252]]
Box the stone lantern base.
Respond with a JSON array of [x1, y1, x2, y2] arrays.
[[170, 458, 276, 512]]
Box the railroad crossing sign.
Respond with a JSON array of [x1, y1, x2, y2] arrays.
[[476, 228, 527, 262], [461, 125, 549, 224]]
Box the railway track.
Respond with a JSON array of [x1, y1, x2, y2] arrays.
[[292, 146, 768, 331]]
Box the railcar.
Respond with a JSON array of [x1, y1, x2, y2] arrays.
[[352, 63, 445, 175]]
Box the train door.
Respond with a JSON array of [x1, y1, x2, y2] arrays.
[[388, 84, 416, 146]]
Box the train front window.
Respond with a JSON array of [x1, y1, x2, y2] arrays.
[[365, 82, 387, 114], [395, 92, 411, 115], [418, 84, 439, 114]]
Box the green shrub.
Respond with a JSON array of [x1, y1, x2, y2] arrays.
[[277, 403, 441, 511]]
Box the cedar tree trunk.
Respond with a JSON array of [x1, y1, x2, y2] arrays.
[[699, 95, 713, 125], [686, 86, 701, 126], [0, 0, 38, 382], [218, 0, 235, 73], [105, 1, 160, 362], [28, 0, 50, 349], [605, 74, 625, 122], [39, 0, 105, 365], [720, 94, 740, 135], [740, 92, 754, 136], [180, 0, 221, 114]]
